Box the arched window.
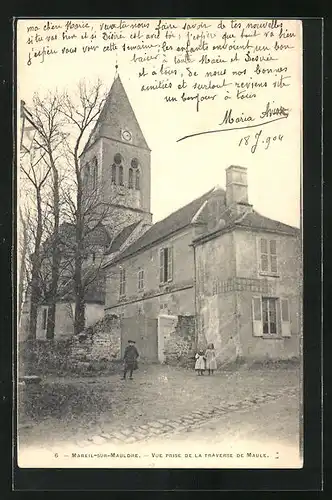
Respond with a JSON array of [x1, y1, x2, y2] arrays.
[[114, 153, 122, 165], [91, 157, 98, 189], [119, 165, 124, 186], [128, 168, 133, 189], [111, 164, 117, 184], [131, 158, 139, 169], [135, 169, 140, 190], [83, 163, 90, 184]]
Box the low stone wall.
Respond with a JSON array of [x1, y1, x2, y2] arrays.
[[71, 314, 121, 366], [19, 339, 72, 376], [19, 315, 122, 376], [164, 315, 196, 368]]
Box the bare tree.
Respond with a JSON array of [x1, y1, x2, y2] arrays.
[[60, 79, 107, 334], [27, 92, 67, 339], [18, 207, 29, 322], [20, 79, 123, 338], [20, 149, 51, 339]]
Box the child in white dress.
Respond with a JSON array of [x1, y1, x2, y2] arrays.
[[205, 343, 217, 375], [195, 350, 206, 375]]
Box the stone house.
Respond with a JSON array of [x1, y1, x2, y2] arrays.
[[193, 167, 301, 363], [103, 187, 225, 320], [103, 165, 301, 363]]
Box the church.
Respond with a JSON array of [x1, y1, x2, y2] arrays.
[[21, 74, 302, 365]]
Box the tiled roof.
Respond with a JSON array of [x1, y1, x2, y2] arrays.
[[52, 222, 111, 250], [193, 207, 300, 244], [238, 211, 300, 235], [106, 220, 141, 254], [111, 188, 220, 263]]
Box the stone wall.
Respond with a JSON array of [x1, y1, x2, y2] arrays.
[[71, 314, 121, 365], [19, 339, 72, 376], [163, 315, 196, 368], [19, 312, 122, 376]]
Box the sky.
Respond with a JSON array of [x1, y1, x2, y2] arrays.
[[17, 19, 302, 227]]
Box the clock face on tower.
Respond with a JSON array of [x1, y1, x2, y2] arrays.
[[121, 129, 132, 142]]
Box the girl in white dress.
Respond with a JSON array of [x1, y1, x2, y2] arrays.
[[205, 343, 217, 375], [195, 350, 206, 375]]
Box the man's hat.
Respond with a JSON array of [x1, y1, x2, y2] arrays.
[[128, 339, 136, 343]]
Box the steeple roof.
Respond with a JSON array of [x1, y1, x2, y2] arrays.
[[82, 75, 150, 154]]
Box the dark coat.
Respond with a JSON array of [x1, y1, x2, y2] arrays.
[[123, 345, 139, 369]]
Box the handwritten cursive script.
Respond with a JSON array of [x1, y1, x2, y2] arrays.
[[177, 102, 290, 142]]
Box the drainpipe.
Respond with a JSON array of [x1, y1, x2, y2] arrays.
[[193, 243, 199, 351], [232, 231, 241, 360]]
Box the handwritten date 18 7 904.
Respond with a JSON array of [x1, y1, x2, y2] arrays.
[[238, 129, 283, 154]]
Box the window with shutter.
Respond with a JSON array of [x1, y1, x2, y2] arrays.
[[280, 298, 291, 337], [138, 269, 144, 290], [159, 248, 165, 283], [262, 298, 278, 335], [160, 247, 173, 283], [259, 237, 278, 275], [252, 296, 263, 336], [260, 238, 269, 272], [270, 239, 278, 273], [119, 268, 126, 297], [167, 247, 173, 282]]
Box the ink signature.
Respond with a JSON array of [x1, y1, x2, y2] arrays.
[[176, 101, 290, 143]]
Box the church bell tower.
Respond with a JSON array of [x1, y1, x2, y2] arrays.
[[80, 74, 152, 235]]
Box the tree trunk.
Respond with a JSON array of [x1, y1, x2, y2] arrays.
[[28, 189, 43, 340], [74, 229, 85, 334], [18, 213, 28, 321], [46, 163, 60, 340], [74, 152, 85, 335], [28, 271, 39, 340]]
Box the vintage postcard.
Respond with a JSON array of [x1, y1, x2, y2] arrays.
[[16, 18, 303, 469]]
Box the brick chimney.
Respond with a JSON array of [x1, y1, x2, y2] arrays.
[[225, 165, 252, 215]]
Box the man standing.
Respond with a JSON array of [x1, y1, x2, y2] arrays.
[[122, 340, 139, 380]]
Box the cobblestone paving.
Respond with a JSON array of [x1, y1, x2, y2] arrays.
[[18, 365, 300, 448], [79, 386, 299, 447]]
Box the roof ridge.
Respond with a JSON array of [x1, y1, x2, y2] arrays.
[[245, 209, 300, 230], [109, 188, 223, 264], [154, 188, 216, 224]]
